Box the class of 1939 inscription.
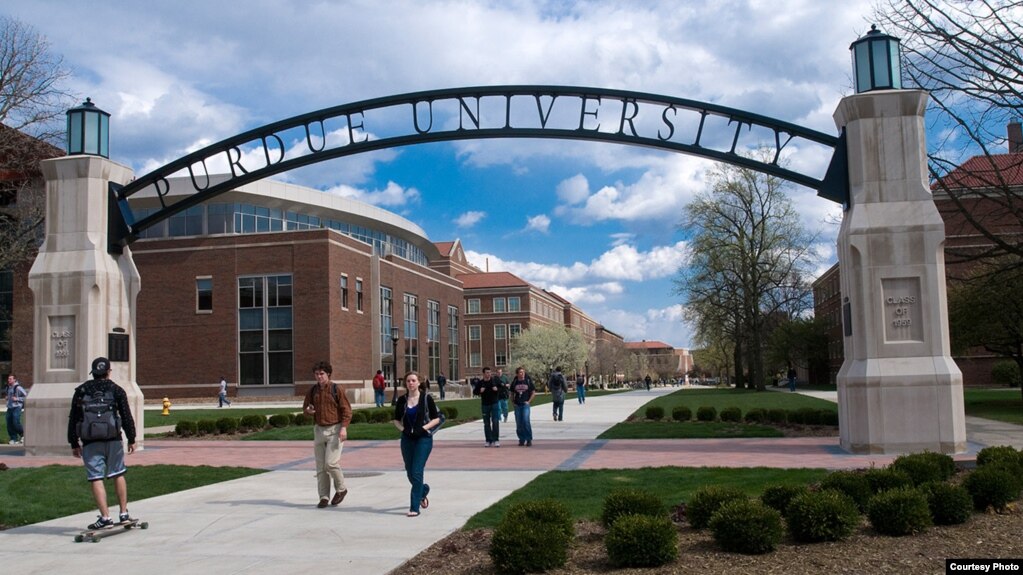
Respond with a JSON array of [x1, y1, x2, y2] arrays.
[[882, 277, 923, 343]]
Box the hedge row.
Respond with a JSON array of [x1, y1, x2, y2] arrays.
[[645, 405, 839, 426]]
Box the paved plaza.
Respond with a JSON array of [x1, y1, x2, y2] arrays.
[[0, 387, 1015, 574]]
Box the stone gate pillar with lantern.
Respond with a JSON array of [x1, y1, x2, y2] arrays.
[[24, 99, 145, 455], [834, 27, 967, 454]]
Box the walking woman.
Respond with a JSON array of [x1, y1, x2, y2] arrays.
[[392, 371, 442, 517]]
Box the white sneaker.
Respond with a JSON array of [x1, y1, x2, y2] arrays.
[[493, 441, 500, 448]]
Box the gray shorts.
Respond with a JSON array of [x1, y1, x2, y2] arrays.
[[82, 441, 127, 481]]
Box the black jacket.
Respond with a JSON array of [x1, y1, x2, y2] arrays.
[[393, 392, 440, 439]]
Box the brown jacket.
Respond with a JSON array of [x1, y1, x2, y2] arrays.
[[303, 382, 353, 428]]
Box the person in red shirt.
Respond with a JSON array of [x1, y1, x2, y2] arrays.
[[372, 369, 387, 407]]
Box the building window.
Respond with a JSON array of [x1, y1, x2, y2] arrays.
[[494, 324, 506, 340], [509, 324, 522, 338], [381, 286, 393, 354], [355, 278, 364, 312], [447, 305, 459, 380], [0, 270, 12, 363], [508, 296, 521, 312], [196, 277, 213, 313], [468, 325, 481, 341], [404, 293, 419, 373], [493, 297, 506, 313], [340, 275, 349, 310], [169, 205, 204, 237], [238, 275, 293, 386], [427, 300, 440, 378], [495, 351, 507, 367], [467, 298, 480, 314], [469, 351, 482, 367]]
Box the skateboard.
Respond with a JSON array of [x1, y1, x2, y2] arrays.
[[74, 518, 148, 543]]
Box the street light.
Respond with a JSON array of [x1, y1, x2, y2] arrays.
[[390, 326, 400, 405], [612, 362, 617, 386], [66, 98, 110, 158], [850, 24, 902, 93]]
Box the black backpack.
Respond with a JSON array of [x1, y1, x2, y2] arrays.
[[78, 387, 122, 442]]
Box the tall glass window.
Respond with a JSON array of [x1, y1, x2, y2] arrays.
[[340, 275, 349, 309], [508, 296, 521, 312], [427, 300, 440, 379], [238, 275, 293, 386], [493, 297, 506, 313], [403, 293, 419, 373], [196, 277, 213, 313], [467, 298, 480, 314], [355, 278, 364, 312], [447, 305, 459, 380], [380, 286, 393, 354]]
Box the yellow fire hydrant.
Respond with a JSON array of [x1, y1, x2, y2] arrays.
[[161, 397, 172, 416]]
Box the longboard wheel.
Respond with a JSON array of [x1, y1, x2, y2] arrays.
[[140, 522, 149, 529], [90, 537, 100, 543], [74, 535, 84, 542]]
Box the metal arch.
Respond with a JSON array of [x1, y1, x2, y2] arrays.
[[108, 85, 849, 253]]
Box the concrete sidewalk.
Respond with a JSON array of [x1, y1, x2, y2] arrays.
[[1, 386, 1019, 575]]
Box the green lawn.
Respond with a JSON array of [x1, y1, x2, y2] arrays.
[[0, 464, 265, 529], [963, 388, 1023, 424], [463, 466, 829, 530]]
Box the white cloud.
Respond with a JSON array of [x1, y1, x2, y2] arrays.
[[524, 214, 551, 234], [556, 174, 590, 204], [323, 181, 420, 207], [455, 211, 487, 228]]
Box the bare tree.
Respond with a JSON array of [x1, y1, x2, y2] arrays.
[[873, 0, 1023, 268], [0, 15, 74, 271]]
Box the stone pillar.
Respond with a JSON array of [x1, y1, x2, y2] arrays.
[[25, 155, 144, 455], [834, 90, 966, 454]]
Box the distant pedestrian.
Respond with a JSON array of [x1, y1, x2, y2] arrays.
[[511, 367, 535, 446], [68, 357, 137, 529], [372, 370, 387, 408], [392, 371, 441, 517], [477, 367, 505, 447], [302, 361, 352, 508], [436, 371, 447, 400], [644, 375, 652, 391], [496, 368, 510, 422], [218, 376, 231, 407], [5, 374, 26, 444], [787, 367, 797, 392], [548, 367, 566, 421], [575, 374, 586, 404]]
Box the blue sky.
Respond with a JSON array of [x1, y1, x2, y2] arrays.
[[5, 0, 879, 349]]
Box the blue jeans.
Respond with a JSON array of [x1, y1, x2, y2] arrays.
[[577, 385, 586, 404], [400, 434, 433, 513], [514, 403, 532, 443], [552, 400, 564, 421], [6, 406, 24, 441], [374, 388, 386, 407], [482, 402, 501, 443], [218, 391, 231, 407], [788, 377, 796, 391], [498, 398, 508, 420]]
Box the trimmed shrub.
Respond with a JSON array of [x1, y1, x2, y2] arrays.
[[671, 406, 692, 422], [601, 488, 665, 527], [490, 499, 573, 574], [819, 471, 872, 511], [686, 486, 747, 529], [215, 417, 239, 434], [867, 486, 932, 536], [785, 489, 860, 543], [605, 514, 678, 568], [760, 484, 809, 516], [175, 420, 198, 437], [976, 445, 1023, 472], [645, 406, 665, 420], [921, 482, 973, 525], [350, 410, 368, 424], [790, 407, 821, 425], [864, 468, 913, 494], [709, 498, 783, 554], [992, 360, 1022, 387], [239, 414, 267, 432], [441, 406, 459, 419], [371, 409, 393, 423], [744, 408, 767, 424], [890, 452, 956, 486], [293, 413, 314, 426], [963, 466, 1023, 511], [819, 410, 839, 426], [719, 406, 742, 423], [196, 419, 218, 435], [766, 408, 788, 424], [268, 414, 291, 428], [696, 406, 717, 422]]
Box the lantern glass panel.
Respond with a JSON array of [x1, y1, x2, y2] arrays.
[[84, 112, 99, 154], [99, 114, 109, 157], [889, 48, 902, 89], [854, 43, 871, 92], [871, 41, 891, 88], [68, 114, 82, 154]]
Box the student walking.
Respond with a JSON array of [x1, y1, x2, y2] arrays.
[[5, 374, 26, 444], [372, 370, 387, 408], [576, 373, 586, 404], [67, 357, 137, 529], [302, 361, 352, 508], [511, 367, 535, 446], [392, 371, 442, 517], [548, 367, 566, 421], [218, 376, 231, 407], [476, 367, 505, 447]]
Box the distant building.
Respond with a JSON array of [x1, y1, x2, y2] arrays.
[[623, 340, 692, 380]]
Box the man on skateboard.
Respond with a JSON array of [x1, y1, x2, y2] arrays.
[[68, 357, 137, 530]]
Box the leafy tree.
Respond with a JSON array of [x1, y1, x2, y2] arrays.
[[948, 258, 1023, 400], [766, 316, 830, 386], [873, 0, 1023, 267], [509, 324, 588, 388], [592, 336, 627, 385], [0, 15, 75, 271], [675, 152, 819, 391]]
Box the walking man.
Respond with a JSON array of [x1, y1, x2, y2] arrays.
[[218, 376, 231, 407], [303, 361, 352, 508], [787, 366, 797, 392], [5, 374, 26, 444], [548, 367, 566, 421], [68, 357, 137, 529], [477, 367, 504, 447], [372, 369, 387, 408], [575, 373, 586, 404], [436, 371, 447, 400], [496, 367, 510, 422], [511, 367, 535, 446]]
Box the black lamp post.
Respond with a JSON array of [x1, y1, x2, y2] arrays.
[[850, 25, 902, 93], [612, 362, 617, 386], [66, 98, 110, 157], [390, 326, 400, 405]]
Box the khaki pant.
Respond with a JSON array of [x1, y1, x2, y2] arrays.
[[314, 423, 346, 499]]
